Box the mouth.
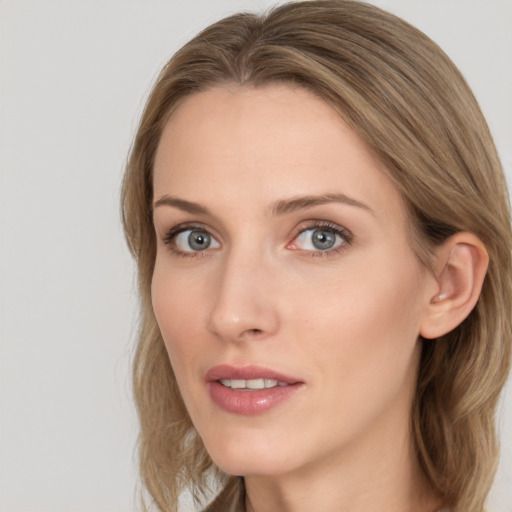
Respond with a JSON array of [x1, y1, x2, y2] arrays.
[[218, 378, 290, 390], [205, 365, 304, 415]]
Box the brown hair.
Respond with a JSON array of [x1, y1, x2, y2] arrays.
[[121, 1, 512, 510]]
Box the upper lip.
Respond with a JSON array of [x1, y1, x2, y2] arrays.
[[205, 364, 302, 384]]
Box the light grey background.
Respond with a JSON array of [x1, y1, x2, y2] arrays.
[[0, 0, 510, 510]]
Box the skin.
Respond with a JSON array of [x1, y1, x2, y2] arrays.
[[151, 84, 443, 512]]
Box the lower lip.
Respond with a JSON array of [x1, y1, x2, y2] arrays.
[[208, 381, 304, 415]]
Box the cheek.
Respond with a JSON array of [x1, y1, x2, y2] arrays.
[[151, 270, 215, 433], [293, 249, 423, 339], [281, 269, 424, 455], [295, 254, 425, 389], [151, 265, 205, 375]]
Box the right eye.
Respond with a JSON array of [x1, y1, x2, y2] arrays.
[[165, 227, 220, 254]]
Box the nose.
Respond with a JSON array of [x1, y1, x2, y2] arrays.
[[207, 249, 280, 342]]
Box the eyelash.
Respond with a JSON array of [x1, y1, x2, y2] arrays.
[[161, 221, 353, 258], [291, 221, 353, 257], [162, 223, 214, 258]]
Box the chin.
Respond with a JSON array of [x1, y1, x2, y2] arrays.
[[214, 456, 293, 479], [203, 431, 297, 478]]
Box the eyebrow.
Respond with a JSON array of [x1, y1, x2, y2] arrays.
[[269, 193, 374, 216], [152, 193, 374, 216], [153, 195, 211, 215]]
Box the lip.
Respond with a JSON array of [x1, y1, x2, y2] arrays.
[[205, 364, 305, 416], [205, 364, 301, 383]]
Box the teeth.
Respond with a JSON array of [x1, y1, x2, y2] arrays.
[[231, 379, 246, 389], [219, 378, 284, 390], [247, 378, 265, 389]]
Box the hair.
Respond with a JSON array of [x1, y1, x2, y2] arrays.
[[121, 1, 512, 511]]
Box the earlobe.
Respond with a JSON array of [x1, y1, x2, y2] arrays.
[[420, 233, 488, 340]]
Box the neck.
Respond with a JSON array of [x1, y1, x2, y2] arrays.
[[244, 413, 442, 512]]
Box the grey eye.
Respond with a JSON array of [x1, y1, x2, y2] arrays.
[[188, 231, 211, 250], [294, 227, 345, 252], [311, 229, 337, 250], [175, 229, 220, 252]]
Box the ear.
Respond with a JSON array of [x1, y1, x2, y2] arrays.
[[420, 232, 489, 339]]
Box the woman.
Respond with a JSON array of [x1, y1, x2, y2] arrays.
[[121, 1, 512, 511]]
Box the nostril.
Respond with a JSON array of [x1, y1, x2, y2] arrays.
[[208, 296, 280, 341], [239, 328, 264, 338]]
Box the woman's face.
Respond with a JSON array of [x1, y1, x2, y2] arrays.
[[151, 85, 437, 478]]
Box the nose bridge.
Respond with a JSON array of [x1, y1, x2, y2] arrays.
[[208, 241, 279, 341]]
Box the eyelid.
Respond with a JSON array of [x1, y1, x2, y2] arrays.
[[160, 220, 352, 257], [288, 220, 353, 255], [162, 223, 221, 256]]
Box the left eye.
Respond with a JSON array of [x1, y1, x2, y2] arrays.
[[292, 227, 346, 252]]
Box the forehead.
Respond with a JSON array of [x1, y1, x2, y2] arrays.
[[153, 84, 406, 223]]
